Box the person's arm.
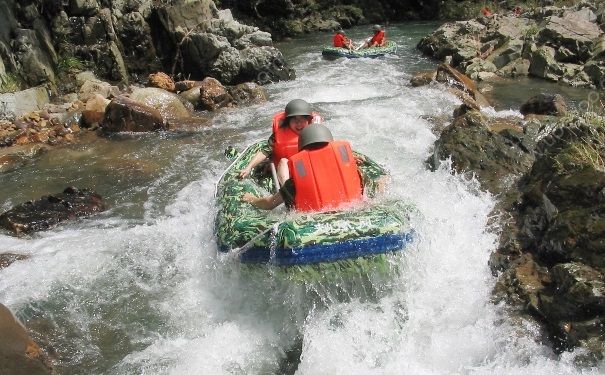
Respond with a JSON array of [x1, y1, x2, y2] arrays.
[[239, 151, 268, 179], [242, 192, 284, 210]]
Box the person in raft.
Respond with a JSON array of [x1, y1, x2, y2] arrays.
[[242, 124, 363, 211], [238, 99, 323, 179], [360, 24, 386, 49], [333, 28, 354, 50]]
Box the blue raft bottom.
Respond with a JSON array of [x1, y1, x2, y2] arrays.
[[221, 232, 414, 266]]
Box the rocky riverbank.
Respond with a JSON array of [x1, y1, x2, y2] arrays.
[[412, 61, 605, 362], [410, 0, 605, 362], [418, 1, 605, 87]]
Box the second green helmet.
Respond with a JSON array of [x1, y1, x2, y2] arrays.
[[298, 124, 333, 150], [285, 99, 312, 118]]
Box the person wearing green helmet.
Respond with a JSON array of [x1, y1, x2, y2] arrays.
[[360, 24, 386, 49], [238, 99, 323, 179], [242, 125, 364, 211]]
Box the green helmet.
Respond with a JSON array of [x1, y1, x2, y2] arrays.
[[285, 99, 312, 118], [298, 124, 333, 150], [372, 24, 382, 31]]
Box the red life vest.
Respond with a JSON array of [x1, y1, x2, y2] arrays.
[[333, 33, 346, 47], [370, 30, 385, 45], [271, 111, 323, 165], [288, 141, 362, 212]]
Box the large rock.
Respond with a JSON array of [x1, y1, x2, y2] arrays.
[[101, 95, 166, 133], [428, 110, 535, 194], [198, 77, 234, 111], [528, 46, 562, 81], [0, 253, 28, 269], [0, 187, 106, 236], [0, 87, 50, 120], [520, 93, 567, 116], [153, 0, 294, 85], [129, 87, 191, 120], [518, 121, 605, 268], [538, 14, 602, 62], [0, 304, 52, 375]]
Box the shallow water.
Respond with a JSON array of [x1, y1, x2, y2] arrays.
[[0, 23, 603, 374]]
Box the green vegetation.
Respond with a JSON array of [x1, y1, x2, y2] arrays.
[[554, 142, 605, 173], [0, 73, 20, 94], [554, 137, 605, 174], [57, 56, 85, 74], [523, 25, 540, 39]]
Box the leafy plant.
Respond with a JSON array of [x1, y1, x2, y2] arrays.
[[57, 56, 85, 74], [0, 73, 20, 93]]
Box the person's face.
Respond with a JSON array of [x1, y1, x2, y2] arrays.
[[288, 115, 310, 134]]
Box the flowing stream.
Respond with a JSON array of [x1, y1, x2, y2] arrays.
[[0, 23, 603, 374]]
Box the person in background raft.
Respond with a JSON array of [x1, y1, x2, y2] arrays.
[[480, 6, 493, 17], [242, 125, 363, 211], [238, 99, 323, 179], [333, 29, 354, 50], [360, 24, 386, 49]]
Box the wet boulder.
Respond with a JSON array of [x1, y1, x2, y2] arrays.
[[101, 95, 166, 133], [227, 82, 268, 106], [198, 77, 234, 111], [147, 72, 175, 92], [0, 303, 53, 375], [129, 87, 191, 120], [428, 110, 535, 194], [81, 94, 110, 128], [0, 253, 29, 269], [0, 187, 106, 236], [518, 122, 605, 267], [520, 93, 567, 116]]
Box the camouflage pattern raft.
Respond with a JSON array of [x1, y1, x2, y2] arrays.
[[215, 141, 415, 266], [321, 41, 397, 60]]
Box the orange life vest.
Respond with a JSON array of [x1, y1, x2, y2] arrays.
[[271, 111, 323, 165], [288, 141, 362, 212]]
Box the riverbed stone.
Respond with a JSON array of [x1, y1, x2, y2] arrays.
[[198, 77, 233, 111], [0, 253, 29, 269], [520, 93, 567, 116], [102, 95, 166, 133], [0, 87, 50, 120], [130, 87, 191, 120], [0, 303, 53, 375], [0, 187, 106, 235]]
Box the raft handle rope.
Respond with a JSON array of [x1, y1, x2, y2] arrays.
[[228, 222, 281, 259], [215, 142, 259, 198]]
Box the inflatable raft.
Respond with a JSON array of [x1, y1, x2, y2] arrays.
[[215, 141, 414, 266], [321, 41, 397, 60]]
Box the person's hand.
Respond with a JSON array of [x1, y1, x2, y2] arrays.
[[354, 154, 367, 164], [238, 167, 251, 179], [242, 193, 257, 204]]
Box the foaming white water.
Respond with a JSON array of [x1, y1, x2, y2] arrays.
[[1, 24, 603, 375]]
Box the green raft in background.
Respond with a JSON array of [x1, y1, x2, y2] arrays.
[[215, 141, 416, 270], [321, 41, 397, 60]]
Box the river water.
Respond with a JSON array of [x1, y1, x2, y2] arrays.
[[0, 23, 603, 374]]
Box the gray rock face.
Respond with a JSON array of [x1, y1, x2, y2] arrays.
[[0, 86, 50, 120], [538, 15, 602, 62], [0, 0, 293, 92], [155, 0, 294, 85], [418, 3, 605, 88]]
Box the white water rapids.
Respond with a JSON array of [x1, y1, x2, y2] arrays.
[[1, 24, 603, 374]]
